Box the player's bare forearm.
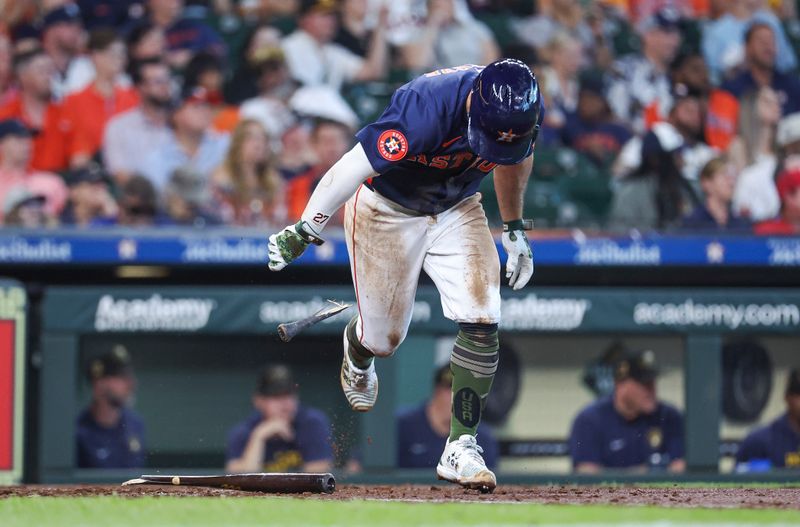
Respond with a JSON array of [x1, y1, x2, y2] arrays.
[[493, 155, 533, 222]]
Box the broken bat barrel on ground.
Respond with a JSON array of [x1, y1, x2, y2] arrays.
[[121, 473, 336, 494]]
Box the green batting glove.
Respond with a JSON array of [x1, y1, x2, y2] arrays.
[[268, 221, 324, 271]]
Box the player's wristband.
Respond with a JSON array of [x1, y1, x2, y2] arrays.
[[295, 221, 325, 246], [503, 219, 534, 232]]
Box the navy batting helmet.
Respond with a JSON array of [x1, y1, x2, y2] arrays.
[[467, 59, 542, 165]]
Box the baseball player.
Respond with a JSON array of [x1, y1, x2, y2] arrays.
[[268, 59, 543, 491]]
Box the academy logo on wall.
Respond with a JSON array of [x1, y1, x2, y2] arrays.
[[500, 294, 591, 330], [633, 300, 800, 330], [94, 294, 216, 331]]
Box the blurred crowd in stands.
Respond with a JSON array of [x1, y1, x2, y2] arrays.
[[0, 0, 799, 234]]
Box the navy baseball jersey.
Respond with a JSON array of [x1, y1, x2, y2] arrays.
[[76, 407, 146, 468], [569, 396, 684, 470], [736, 413, 800, 469], [396, 404, 499, 469], [226, 407, 333, 472], [356, 65, 544, 215]]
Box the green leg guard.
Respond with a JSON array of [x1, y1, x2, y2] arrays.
[[449, 323, 499, 441]]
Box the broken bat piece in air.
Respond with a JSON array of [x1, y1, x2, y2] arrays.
[[277, 300, 351, 342]]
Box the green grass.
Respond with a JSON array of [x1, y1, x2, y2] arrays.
[[3, 497, 800, 527]]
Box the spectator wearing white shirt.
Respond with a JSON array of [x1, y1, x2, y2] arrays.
[[140, 86, 229, 191], [735, 112, 800, 222], [103, 59, 173, 184], [399, 0, 499, 74], [281, 0, 388, 91]]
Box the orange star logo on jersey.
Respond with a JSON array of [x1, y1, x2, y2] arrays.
[[497, 129, 518, 143]]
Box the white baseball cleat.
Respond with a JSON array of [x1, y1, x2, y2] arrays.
[[340, 335, 379, 412], [436, 434, 497, 493]]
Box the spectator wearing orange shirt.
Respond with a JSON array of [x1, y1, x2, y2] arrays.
[[286, 119, 351, 224], [755, 165, 800, 235], [62, 29, 139, 168], [0, 47, 71, 172]]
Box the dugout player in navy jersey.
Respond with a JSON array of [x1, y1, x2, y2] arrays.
[[569, 349, 685, 473], [225, 365, 333, 473], [268, 59, 543, 491], [736, 369, 800, 470], [397, 364, 499, 469], [76, 346, 146, 468]]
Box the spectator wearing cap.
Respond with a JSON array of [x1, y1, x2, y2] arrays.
[[681, 157, 751, 231], [2, 186, 54, 227], [281, 0, 388, 91], [60, 163, 118, 226], [146, 0, 225, 70], [182, 52, 238, 133], [702, 0, 796, 83], [164, 167, 221, 226], [77, 0, 146, 30], [736, 369, 800, 470], [76, 346, 146, 469], [399, 0, 499, 74], [755, 165, 800, 235], [211, 119, 285, 226], [561, 74, 632, 169], [396, 364, 498, 469], [0, 118, 67, 222], [606, 7, 682, 134], [40, 3, 94, 99], [569, 349, 685, 473], [61, 29, 139, 168], [707, 23, 800, 152], [103, 59, 173, 184], [225, 25, 285, 105], [225, 365, 333, 473], [0, 47, 72, 172], [237, 43, 296, 141], [286, 119, 351, 224], [140, 85, 229, 190]]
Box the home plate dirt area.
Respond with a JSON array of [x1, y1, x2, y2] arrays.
[[2, 484, 799, 509]]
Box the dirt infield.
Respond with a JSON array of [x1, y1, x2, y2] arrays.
[[2, 484, 799, 509]]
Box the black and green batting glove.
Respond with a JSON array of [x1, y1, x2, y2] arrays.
[[267, 221, 324, 271]]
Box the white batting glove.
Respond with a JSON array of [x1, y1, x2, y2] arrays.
[[501, 221, 533, 290], [268, 221, 323, 271]]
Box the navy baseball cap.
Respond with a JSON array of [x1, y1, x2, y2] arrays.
[[41, 3, 82, 30], [256, 364, 297, 397], [0, 119, 33, 140], [638, 6, 681, 33], [614, 349, 659, 384], [467, 59, 542, 165]]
